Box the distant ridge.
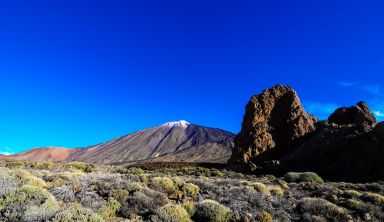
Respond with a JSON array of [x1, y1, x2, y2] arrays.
[[9, 147, 81, 163], [5, 121, 235, 164]]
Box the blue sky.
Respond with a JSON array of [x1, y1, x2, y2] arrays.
[[0, 0, 384, 154]]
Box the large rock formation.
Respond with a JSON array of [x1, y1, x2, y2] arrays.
[[228, 85, 317, 172], [229, 84, 384, 181]]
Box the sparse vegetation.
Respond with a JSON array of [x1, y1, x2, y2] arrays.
[[284, 172, 324, 184], [0, 160, 383, 221]]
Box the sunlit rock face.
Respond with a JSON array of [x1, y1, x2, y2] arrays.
[[228, 84, 317, 172]]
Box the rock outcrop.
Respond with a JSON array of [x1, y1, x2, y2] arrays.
[[229, 84, 384, 181], [328, 101, 376, 129], [228, 85, 317, 172]]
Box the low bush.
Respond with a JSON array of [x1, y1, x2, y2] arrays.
[[193, 199, 232, 222], [150, 177, 177, 193], [0, 185, 59, 221], [127, 167, 145, 175], [50, 203, 102, 222], [298, 198, 349, 221], [256, 211, 273, 222], [340, 199, 369, 215], [361, 192, 384, 205], [341, 189, 362, 199], [266, 185, 284, 196], [183, 200, 196, 216], [5, 161, 25, 169], [155, 204, 190, 222], [29, 162, 54, 170], [284, 172, 324, 184], [120, 189, 169, 218], [97, 199, 121, 219], [252, 182, 269, 195], [62, 162, 95, 173], [184, 183, 200, 198]]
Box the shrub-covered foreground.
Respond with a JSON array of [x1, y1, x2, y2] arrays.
[[0, 161, 384, 221]]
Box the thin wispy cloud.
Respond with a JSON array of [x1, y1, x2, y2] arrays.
[[362, 84, 384, 97], [0, 146, 14, 156], [336, 81, 384, 121], [338, 81, 359, 87], [374, 110, 384, 117], [303, 101, 339, 120]]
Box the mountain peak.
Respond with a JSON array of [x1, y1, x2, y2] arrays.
[[161, 120, 190, 128]]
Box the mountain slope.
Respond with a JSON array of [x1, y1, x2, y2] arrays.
[[68, 121, 234, 164], [9, 147, 81, 163]]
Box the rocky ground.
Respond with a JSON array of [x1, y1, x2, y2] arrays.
[[0, 160, 383, 222]]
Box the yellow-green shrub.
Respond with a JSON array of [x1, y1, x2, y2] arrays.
[[156, 204, 190, 222], [284, 172, 324, 184], [97, 199, 121, 219], [51, 203, 103, 222], [257, 211, 273, 222], [0, 185, 59, 220], [63, 162, 95, 173], [267, 185, 284, 197], [252, 182, 268, 195], [193, 199, 232, 222], [361, 192, 384, 205], [151, 177, 176, 191], [184, 183, 200, 198]]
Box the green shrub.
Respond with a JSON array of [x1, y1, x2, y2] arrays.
[[150, 177, 177, 192], [341, 190, 362, 199], [29, 162, 54, 170], [361, 192, 384, 205], [183, 200, 196, 216], [155, 204, 190, 222], [341, 199, 369, 215], [120, 189, 169, 218], [5, 161, 25, 169], [97, 199, 121, 219], [111, 189, 129, 200], [63, 162, 95, 173], [184, 183, 200, 198], [298, 197, 348, 221], [267, 185, 284, 196], [50, 203, 103, 222], [127, 167, 145, 175], [256, 211, 273, 222], [211, 169, 223, 177], [193, 199, 232, 222], [284, 172, 324, 184], [0, 185, 59, 221], [252, 182, 269, 195]]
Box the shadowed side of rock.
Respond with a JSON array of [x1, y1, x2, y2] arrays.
[[229, 84, 384, 181]]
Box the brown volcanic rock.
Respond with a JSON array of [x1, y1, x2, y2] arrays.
[[230, 84, 384, 181], [374, 122, 384, 140], [228, 84, 317, 171], [278, 120, 384, 181], [328, 101, 376, 128]]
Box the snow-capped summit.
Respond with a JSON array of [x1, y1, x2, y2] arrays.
[[162, 120, 190, 128]]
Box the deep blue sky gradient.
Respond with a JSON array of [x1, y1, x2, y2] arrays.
[[1, 0, 384, 153]]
